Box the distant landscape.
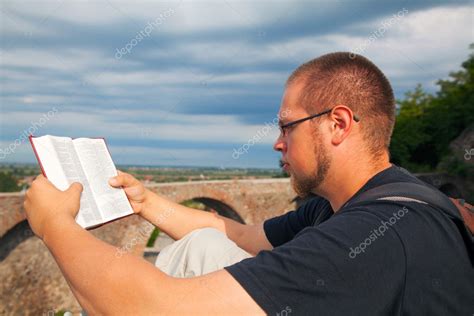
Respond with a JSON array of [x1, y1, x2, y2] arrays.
[[1, 46, 472, 196], [0, 163, 288, 192]]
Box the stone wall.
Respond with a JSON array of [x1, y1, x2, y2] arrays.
[[0, 179, 296, 315]]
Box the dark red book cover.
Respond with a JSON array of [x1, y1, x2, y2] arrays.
[[28, 135, 135, 230]]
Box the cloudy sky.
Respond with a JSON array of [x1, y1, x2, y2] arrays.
[[0, 0, 472, 168]]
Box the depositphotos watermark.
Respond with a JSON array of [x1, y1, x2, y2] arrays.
[[115, 207, 175, 258], [349, 206, 409, 259], [464, 148, 473, 160], [115, 224, 154, 258], [232, 110, 290, 160], [349, 8, 408, 59], [276, 306, 292, 316], [115, 8, 175, 59], [0, 107, 59, 160]]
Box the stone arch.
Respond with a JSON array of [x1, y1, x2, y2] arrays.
[[0, 220, 34, 262], [143, 197, 244, 263], [185, 197, 245, 224]]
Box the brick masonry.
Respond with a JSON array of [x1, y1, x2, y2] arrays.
[[0, 179, 296, 315]]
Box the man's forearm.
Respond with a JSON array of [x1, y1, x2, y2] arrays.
[[140, 189, 240, 239], [23, 174, 265, 314], [140, 190, 272, 255], [43, 218, 178, 315]]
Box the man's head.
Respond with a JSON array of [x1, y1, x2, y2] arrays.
[[274, 52, 395, 197]]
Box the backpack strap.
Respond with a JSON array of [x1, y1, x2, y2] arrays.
[[345, 182, 462, 220], [343, 182, 474, 265]]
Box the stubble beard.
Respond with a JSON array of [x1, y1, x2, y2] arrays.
[[291, 131, 331, 198]]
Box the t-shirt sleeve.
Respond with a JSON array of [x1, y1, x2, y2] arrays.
[[263, 197, 331, 247], [225, 209, 406, 315]]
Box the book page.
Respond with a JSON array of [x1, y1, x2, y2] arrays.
[[73, 138, 133, 222], [31, 135, 103, 228], [30, 136, 69, 190], [48, 136, 103, 228]]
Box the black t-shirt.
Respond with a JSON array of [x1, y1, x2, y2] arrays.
[[225, 165, 474, 315]]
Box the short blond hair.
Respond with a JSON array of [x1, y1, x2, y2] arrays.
[[287, 52, 396, 158]]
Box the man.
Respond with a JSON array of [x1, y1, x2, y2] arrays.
[[24, 52, 473, 315]]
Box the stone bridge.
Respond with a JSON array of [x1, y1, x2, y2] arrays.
[[0, 174, 468, 315], [0, 178, 298, 315]]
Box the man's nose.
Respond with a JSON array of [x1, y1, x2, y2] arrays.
[[273, 136, 286, 152]]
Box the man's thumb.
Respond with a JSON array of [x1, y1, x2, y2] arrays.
[[67, 182, 83, 195]]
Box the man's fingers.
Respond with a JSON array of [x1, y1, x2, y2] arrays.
[[32, 174, 47, 185], [67, 182, 83, 195], [109, 172, 136, 187], [464, 203, 473, 213], [450, 198, 474, 234]]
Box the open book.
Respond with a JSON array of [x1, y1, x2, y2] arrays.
[[29, 135, 134, 229]]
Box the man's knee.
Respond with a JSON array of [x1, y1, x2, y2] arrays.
[[186, 227, 229, 257], [156, 227, 250, 277]]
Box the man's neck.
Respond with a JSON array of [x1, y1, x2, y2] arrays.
[[318, 158, 392, 212]]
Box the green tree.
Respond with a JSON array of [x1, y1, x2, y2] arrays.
[[390, 44, 474, 171], [390, 84, 433, 170], [0, 172, 20, 192]]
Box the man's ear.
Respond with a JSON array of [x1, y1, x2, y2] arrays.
[[329, 105, 356, 146]]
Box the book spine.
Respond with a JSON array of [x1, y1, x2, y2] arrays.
[[28, 135, 48, 179]]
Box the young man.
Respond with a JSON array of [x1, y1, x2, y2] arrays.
[[24, 52, 473, 315]]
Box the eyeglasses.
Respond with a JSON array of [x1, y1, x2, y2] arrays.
[[278, 107, 360, 137]]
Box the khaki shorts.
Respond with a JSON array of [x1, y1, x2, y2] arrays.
[[155, 228, 253, 278]]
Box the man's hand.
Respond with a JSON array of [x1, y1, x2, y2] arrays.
[[450, 198, 474, 234], [108, 170, 148, 215], [23, 175, 83, 240]]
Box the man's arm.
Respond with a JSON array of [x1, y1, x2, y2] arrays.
[[45, 219, 264, 315], [23, 175, 264, 315], [110, 171, 273, 255]]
